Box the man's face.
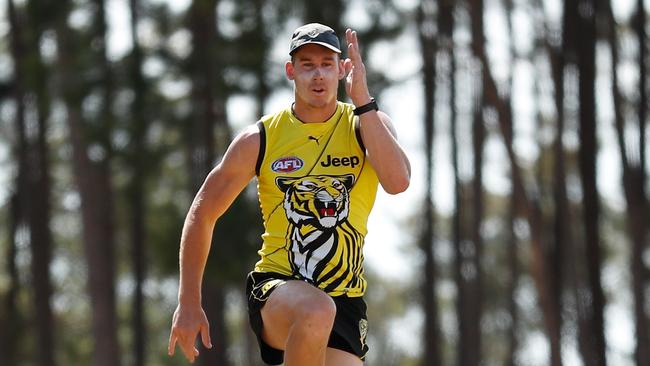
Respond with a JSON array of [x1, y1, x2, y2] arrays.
[[286, 44, 346, 109]]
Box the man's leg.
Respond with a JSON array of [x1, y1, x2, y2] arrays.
[[325, 347, 364, 366], [261, 280, 336, 366]]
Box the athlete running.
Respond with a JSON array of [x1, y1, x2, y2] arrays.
[[168, 23, 411, 365]]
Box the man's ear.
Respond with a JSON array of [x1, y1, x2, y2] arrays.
[[338, 58, 347, 80], [286, 61, 295, 80]]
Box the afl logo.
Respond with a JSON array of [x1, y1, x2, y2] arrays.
[[271, 156, 304, 173]]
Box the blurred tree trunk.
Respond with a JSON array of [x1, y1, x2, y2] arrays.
[[530, 0, 568, 362], [25, 53, 56, 366], [440, 0, 462, 363], [1, 194, 21, 365], [55, 1, 120, 365], [607, 1, 650, 365], [503, 2, 519, 364], [467, 1, 485, 364], [505, 193, 519, 366], [576, 1, 607, 365], [558, 0, 594, 361], [186, 1, 229, 365], [636, 0, 647, 185], [8, 1, 55, 365], [3, 5, 27, 362], [631, 1, 650, 364], [128, 0, 149, 365], [304, 0, 344, 38], [471, 3, 562, 365], [416, 2, 441, 365], [252, 0, 269, 117]]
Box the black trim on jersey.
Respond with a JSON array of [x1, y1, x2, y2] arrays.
[[354, 117, 366, 153], [255, 120, 266, 176]]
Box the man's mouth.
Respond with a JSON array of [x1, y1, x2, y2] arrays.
[[312, 87, 326, 95]]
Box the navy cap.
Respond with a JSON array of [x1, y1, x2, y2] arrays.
[[289, 23, 342, 55]]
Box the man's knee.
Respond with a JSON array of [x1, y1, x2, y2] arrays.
[[261, 281, 336, 345], [293, 292, 337, 331]]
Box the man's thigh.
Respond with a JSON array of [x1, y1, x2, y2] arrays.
[[326, 347, 363, 366], [260, 279, 335, 350]]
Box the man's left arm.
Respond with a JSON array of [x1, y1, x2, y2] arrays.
[[358, 109, 411, 194], [343, 28, 411, 194]]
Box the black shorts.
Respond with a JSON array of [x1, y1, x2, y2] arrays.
[[245, 271, 369, 365]]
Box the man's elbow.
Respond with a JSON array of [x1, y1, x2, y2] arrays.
[[383, 175, 410, 195]]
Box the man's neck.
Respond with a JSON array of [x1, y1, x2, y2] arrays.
[[292, 100, 338, 123]]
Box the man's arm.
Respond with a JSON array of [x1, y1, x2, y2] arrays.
[[343, 28, 411, 194], [358, 110, 411, 194], [168, 124, 260, 362]]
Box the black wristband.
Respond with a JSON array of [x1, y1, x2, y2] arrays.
[[353, 98, 378, 116]]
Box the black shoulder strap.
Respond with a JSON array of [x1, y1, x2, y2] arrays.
[[354, 117, 366, 153], [255, 120, 266, 176]]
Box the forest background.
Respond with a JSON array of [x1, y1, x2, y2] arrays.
[[0, 0, 648, 365]]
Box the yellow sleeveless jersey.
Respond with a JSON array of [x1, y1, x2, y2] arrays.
[[253, 101, 379, 297]]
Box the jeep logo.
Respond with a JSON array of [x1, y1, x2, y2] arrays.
[[272, 156, 304, 173], [320, 154, 360, 168]]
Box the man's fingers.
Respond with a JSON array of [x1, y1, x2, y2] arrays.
[[168, 333, 177, 356], [179, 338, 197, 363], [200, 322, 213, 349], [346, 29, 362, 61]]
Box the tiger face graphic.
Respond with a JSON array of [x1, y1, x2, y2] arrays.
[[276, 174, 360, 285], [276, 174, 355, 229]]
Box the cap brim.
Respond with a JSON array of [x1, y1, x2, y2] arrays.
[[290, 41, 341, 55]]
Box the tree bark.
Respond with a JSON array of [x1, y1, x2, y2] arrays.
[[468, 2, 485, 364], [607, 1, 650, 364], [1, 194, 21, 366], [503, 2, 520, 364], [27, 76, 56, 366], [473, 18, 562, 366], [55, 2, 120, 365], [576, 1, 607, 365], [3, 3, 26, 363], [416, 2, 441, 365], [253, 0, 269, 117], [632, 2, 650, 364], [128, 0, 148, 364], [535, 0, 569, 363], [8, 1, 55, 364]]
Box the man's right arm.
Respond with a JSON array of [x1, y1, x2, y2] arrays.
[[168, 124, 260, 362]]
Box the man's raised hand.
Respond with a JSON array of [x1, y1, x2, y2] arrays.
[[344, 29, 372, 106]]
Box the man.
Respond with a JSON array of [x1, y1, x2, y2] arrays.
[[168, 23, 411, 365]]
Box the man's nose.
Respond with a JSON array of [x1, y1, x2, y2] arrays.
[[313, 68, 323, 79]]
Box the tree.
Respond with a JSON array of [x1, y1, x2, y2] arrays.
[[54, 1, 120, 364], [416, 1, 441, 365], [466, 1, 486, 364], [470, 2, 562, 364], [606, 0, 650, 364], [575, 0, 607, 364], [3, 4, 28, 364], [126, 0, 150, 364], [184, 1, 230, 364], [8, 0, 56, 364], [503, 2, 521, 365]]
